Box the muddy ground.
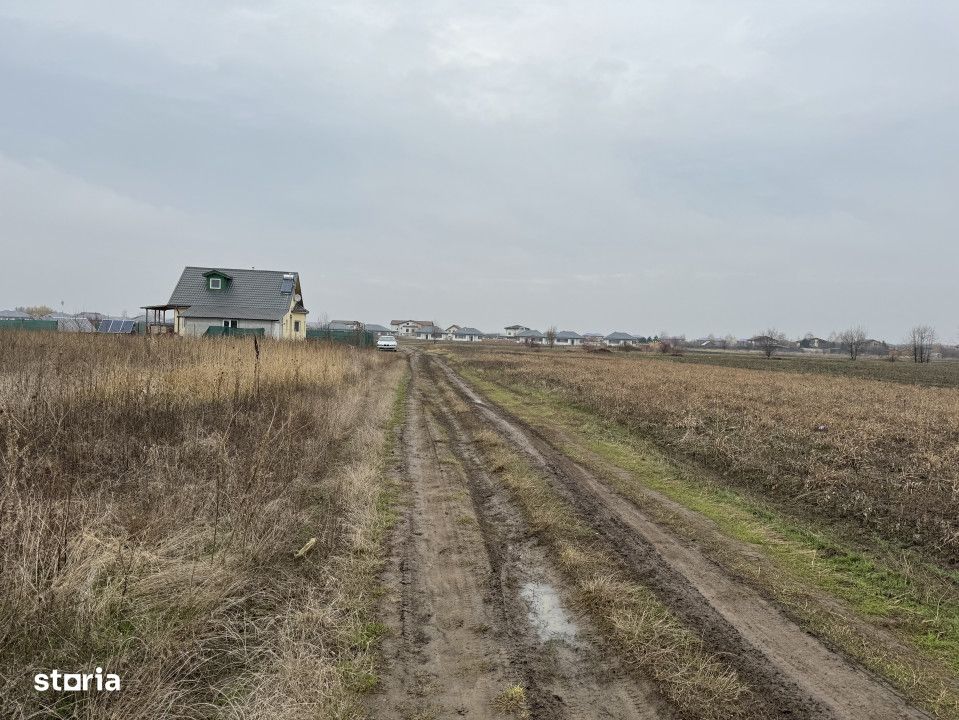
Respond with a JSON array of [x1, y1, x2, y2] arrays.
[[365, 351, 931, 720]]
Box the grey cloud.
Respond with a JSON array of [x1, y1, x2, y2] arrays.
[[0, 1, 956, 340]]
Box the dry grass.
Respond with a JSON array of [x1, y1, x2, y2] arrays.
[[446, 348, 959, 562], [492, 683, 529, 718], [0, 330, 404, 719]]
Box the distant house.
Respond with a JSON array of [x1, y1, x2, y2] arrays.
[[150, 266, 308, 339], [555, 330, 583, 346], [862, 339, 889, 355], [444, 324, 462, 340], [504, 324, 530, 337], [452, 327, 484, 342], [515, 329, 545, 345], [391, 319, 434, 336], [324, 320, 364, 332], [604, 331, 637, 347], [0, 309, 32, 320], [414, 325, 444, 340], [799, 337, 834, 351], [365, 324, 393, 336], [746, 335, 795, 350]]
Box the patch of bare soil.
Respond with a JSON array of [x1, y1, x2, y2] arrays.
[[431, 355, 932, 720], [367, 353, 664, 719]]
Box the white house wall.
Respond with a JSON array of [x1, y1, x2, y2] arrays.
[[181, 317, 281, 338]]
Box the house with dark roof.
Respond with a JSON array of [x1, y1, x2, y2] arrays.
[[504, 324, 530, 337], [451, 327, 484, 342], [391, 319, 434, 336], [0, 309, 32, 320], [155, 267, 309, 339], [555, 330, 583, 346], [515, 328, 545, 344], [604, 331, 638, 347], [799, 336, 835, 352], [414, 324, 444, 340]]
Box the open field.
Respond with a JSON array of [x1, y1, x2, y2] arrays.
[[3, 334, 954, 719], [0, 331, 405, 719], [427, 344, 958, 716], [670, 350, 959, 388], [439, 344, 959, 561]]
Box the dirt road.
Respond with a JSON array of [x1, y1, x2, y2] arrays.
[[366, 351, 931, 720]]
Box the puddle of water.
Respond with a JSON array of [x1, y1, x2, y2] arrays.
[[520, 582, 578, 642]]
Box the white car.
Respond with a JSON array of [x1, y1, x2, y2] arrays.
[[376, 335, 398, 351]]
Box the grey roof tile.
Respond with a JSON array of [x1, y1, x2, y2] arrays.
[[168, 266, 305, 321]]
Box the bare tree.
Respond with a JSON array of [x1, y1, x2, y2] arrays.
[[757, 328, 787, 358], [837, 325, 868, 360], [16, 305, 54, 318], [910, 325, 936, 363], [722, 334, 736, 350], [545, 326, 557, 348]]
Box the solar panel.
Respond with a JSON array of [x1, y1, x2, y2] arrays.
[[99, 319, 135, 333], [280, 275, 294, 294]]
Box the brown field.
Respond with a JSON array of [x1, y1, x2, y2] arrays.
[[443, 346, 959, 563], [0, 331, 404, 719], [2, 334, 955, 720]]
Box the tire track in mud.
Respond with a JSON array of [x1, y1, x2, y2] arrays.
[[368, 352, 665, 720], [368, 353, 514, 719], [430, 354, 932, 720], [420, 359, 666, 720]]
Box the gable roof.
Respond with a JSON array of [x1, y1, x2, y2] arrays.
[[0, 309, 32, 319], [505, 324, 529, 330], [391, 319, 432, 326], [605, 331, 636, 340], [323, 320, 363, 331], [416, 325, 444, 334], [516, 328, 545, 338], [455, 327, 483, 335], [168, 267, 306, 322], [364, 324, 392, 333], [556, 330, 582, 339]]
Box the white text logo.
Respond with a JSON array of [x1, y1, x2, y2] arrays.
[[34, 668, 121, 692]]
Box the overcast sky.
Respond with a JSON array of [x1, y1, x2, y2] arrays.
[[1, 1, 957, 341]]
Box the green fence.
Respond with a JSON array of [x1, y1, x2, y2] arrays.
[[0, 319, 58, 332], [204, 326, 266, 338], [306, 328, 376, 347]]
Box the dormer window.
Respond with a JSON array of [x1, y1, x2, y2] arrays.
[[203, 269, 233, 291]]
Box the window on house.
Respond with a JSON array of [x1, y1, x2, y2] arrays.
[[294, 321, 301, 332], [209, 277, 222, 290], [223, 319, 238, 328]]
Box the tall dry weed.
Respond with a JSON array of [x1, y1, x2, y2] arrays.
[[0, 331, 400, 718]]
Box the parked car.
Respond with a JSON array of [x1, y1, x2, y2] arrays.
[[376, 335, 398, 352]]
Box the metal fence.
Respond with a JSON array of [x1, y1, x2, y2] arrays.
[[0, 319, 58, 332], [306, 327, 376, 347]]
